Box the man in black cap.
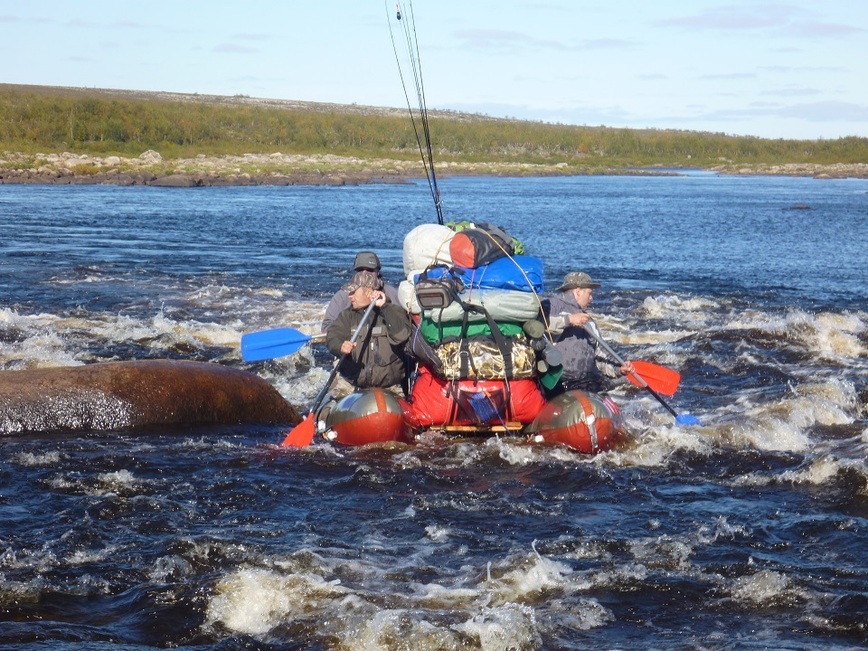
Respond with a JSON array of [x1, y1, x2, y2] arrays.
[[325, 270, 411, 393], [320, 251, 400, 332], [543, 272, 634, 394]]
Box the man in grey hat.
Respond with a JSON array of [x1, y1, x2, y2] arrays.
[[543, 272, 634, 394], [325, 270, 411, 394], [321, 251, 400, 332]]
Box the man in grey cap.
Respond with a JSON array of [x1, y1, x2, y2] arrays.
[[543, 272, 634, 394], [321, 251, 400, 332], [325, 270, 411, 394]]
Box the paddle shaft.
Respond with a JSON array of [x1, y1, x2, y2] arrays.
[[309, 301, 377, 415], [583, 321, 681, 420]]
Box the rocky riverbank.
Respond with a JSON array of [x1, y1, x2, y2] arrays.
[[2, 150, 866, 186], [0, 150, 424, 186], [710, 161, 868, 179]]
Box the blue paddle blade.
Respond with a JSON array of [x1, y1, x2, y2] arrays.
[[241, 327, 313, 362], [675, 413, 701, 426]]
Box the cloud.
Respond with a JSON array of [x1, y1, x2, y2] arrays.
[[578, 38, 637, 51], [759, 65, 845, 74], [232, 32, 275, 41], [213, 43, 259, 54], [772, 100, 868, 122], [451, 28, 637, 55], [110, 20, 151, 29], [657, 5, 863, 38], [651, 100, 868, 133], [760, 87, 823, 97], [66, 18, 99, 28], [781, 21, 866, 37], [657, 5, 802, 30], [452, 28, 567, 52], [699, 72, 757, 80], [439, 95, 867, 139]]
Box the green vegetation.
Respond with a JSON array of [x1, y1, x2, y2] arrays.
[[2, 84, 866, 169]]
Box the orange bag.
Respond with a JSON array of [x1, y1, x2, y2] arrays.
[[408, 367, 546, 427]]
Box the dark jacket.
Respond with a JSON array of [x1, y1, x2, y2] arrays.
[[326, 302, 411, 389], [543, 291, 620, 391]]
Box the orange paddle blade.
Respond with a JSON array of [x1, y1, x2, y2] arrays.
[[628, 361, 681, 397], [280, 413, 316, 448]]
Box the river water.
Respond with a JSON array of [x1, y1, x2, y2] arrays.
[[1, 174, 866, 650]]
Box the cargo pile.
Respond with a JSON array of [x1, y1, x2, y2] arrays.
[[397, 222, 562, 430]]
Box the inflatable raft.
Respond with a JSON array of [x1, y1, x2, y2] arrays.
[[318, 385, 624, 454], [310, 222, 627, 454]]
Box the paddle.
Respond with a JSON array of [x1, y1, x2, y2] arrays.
[[241, 328, 325, 362], [583, 321, 700, 426], [280, 301, 377, 448], [628, 360, 681, 397]]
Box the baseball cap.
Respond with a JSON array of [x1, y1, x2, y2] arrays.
[[353, 251, 381, 271]]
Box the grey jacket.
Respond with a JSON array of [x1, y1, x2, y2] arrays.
[[544, 291, 621, 388]]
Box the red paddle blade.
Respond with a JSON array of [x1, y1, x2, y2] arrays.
[[628, 361, 681, 396], [280, 413, 316, 448]]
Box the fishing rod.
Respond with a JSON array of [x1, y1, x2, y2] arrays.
[[386, 0, 444, 225]]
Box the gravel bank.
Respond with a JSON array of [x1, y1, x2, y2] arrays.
[[2, 150, 866, 186]]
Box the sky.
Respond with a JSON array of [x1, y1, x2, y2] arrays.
[[2, 1, 866, 140]]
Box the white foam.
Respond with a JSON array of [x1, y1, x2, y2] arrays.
[[730, 414, 814, 452], [733, 453, 868, 494], [486, 545, 573, 603], [542, 597, 615, 631], [484, 436, 538, 466], [692, 378, 858, 455], [806, 311, 866, 360], [0, 308, 84, 369], [149, 555, 194, 583], [779, 456, 842, 485], [728, 569, 809, 607], [68, 546, 115, 566], [451, 603, 541, 650], [640, 295, 720, 320], [340, 608, 460, 650], [205, 568, 350, 636], [727, 308, 866, 362], [204, 541, 609, 645], [619, 328, 690, 347], [629, 537, 694, 572], [96, 469, 140, 490], [11, 450, 62, 467], [424, 525, 451, 543], [74, 572, 112, 595]]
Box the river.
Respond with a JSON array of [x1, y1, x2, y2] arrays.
[[1, 174, 866, 649]]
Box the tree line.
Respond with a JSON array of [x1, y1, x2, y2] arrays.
[[1, 84, 865, 167]]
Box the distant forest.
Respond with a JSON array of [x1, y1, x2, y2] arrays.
[[1, 84, 866, 169]]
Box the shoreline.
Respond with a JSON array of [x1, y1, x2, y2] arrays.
[[2, 151, 867, 186]]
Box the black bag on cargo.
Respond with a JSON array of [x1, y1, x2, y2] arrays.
[[449, 222, 517, 268], [414, 267, 465, 310]]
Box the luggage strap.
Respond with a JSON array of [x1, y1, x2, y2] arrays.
[[575, 391, 600, 453], [456, 299, 513, 420]]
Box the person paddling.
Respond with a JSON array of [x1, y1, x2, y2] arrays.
[[542, 272, 635, 395], [321, 251, 400, 332], [325, 270, 412, 397]]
